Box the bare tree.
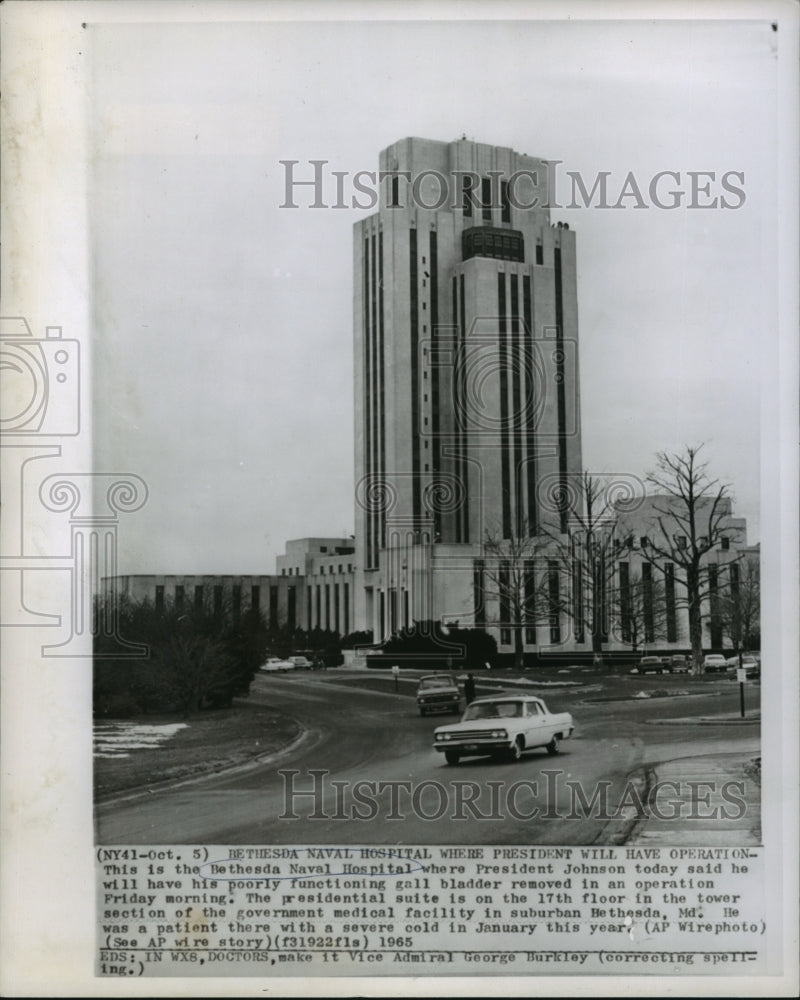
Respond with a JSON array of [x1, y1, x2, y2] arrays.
[[158, 630, 239, 718], [640, 444, 741, 673], [540, 472, 619, 664], [714, 556, 760, 657], [481, 521, 549, 671], [612, 568, 669, 653]]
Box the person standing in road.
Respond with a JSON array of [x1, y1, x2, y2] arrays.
[[464, 672, 476, 704]]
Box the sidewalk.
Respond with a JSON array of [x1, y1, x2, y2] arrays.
[[625, 745, 761, 845]]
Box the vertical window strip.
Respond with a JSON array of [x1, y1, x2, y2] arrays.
[[378, 232, 386, 549], [524, 558, 536, 644], [473, 559, 485, 627], [498, 272, 511, 539], [573, 551, 584, 643], [370, 232, 379, 564], [548, 559, 561, 644], [430, 232, 439, 534], [501, 179, 511, 223], [363, 236, 373, 569], [451, 276, 460, 543], [510, 274, 522, 536], [642, 562, 654, 643], [554, 248, 568, 533], [664, 562, 676, 642], [481, 176, 492, 223], [523, 273, 537, 535], [459, 273, 469, 542], [410, 229, 420, 525]]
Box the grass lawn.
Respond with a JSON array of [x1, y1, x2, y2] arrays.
[[94, 702, 301, 800]]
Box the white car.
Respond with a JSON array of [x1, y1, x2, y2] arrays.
[[288, 655, 313, 670], [702, 654, 729, 673], [260, 656, 295, 672], [433, 695, 574, 765]]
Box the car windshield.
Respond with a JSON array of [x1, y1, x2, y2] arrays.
[[463, 701, 522, 720], [419, 677, 453, 689]]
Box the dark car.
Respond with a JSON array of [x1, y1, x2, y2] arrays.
[[416, 674, 461, 717], [636, 656, 671, 674]]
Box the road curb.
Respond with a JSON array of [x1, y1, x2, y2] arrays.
[[599, 765, 655, 846]]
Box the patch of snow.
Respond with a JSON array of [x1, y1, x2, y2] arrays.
[[93, 722, 188, 758]]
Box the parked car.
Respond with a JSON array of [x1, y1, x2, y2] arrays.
[[636, 655, 671, 674], [433, 695, 574, 765], [702, 654, 729, 673], [416, 674, 461, 717], [670, 654, 691, 673], [288, 655, 313, 670], [260, 656, 295, 672], [726, 654, 761, 680]]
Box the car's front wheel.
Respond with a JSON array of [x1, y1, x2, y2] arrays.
[[444, 749, 460, 766], [546, 734, 560, 756]]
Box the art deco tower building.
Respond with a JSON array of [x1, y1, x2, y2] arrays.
[[353, 138, 583, 644]]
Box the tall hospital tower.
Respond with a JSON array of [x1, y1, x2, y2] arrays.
[[353, 137, 583, 649]]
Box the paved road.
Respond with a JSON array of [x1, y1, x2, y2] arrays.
[[94, 672, 760, 845]]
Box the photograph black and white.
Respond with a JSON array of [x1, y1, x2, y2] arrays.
[[1, 1, 797, 995], [88, 17, 769, 849]]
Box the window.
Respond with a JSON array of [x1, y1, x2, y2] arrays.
[[174, 585, 184, 613], [548, 560, 561, 644], [664, 563, 677, 642], [642, 563, 654, 643], [461, 175, 475, 216], [676, 535, 687, 549], [232, 584, 241, 618], [251, 585, 260, 610], [462, 227, 524, 263], [481, 176, 492, 222], [721, 536, 730, 550], [214, 585, 223, 618], [320, 546, 328, 553], [618, 561, 631, 643], [194, 585, 204, 610], [501, 179, 511, 223], [640, 536, 650, 549], [269, 586, 278, 628], [155, 585, 164, 613]]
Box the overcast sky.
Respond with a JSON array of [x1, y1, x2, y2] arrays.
[[91, 15, 776, 575]]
